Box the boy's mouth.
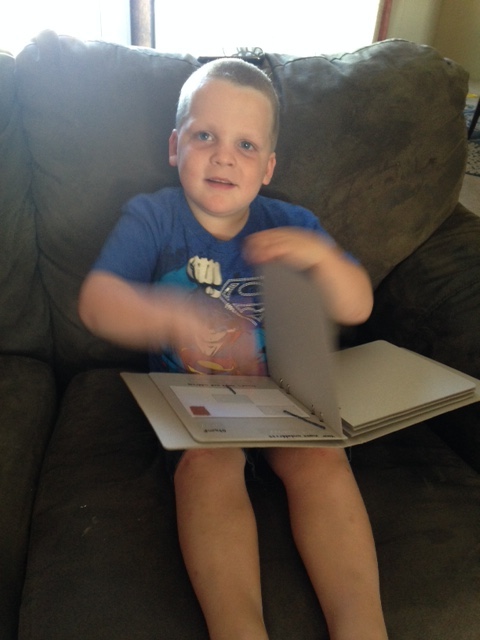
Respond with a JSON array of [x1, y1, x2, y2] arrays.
[[207, 177, 235, 187]]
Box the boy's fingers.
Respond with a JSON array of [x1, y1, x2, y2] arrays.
[[244, 228, 321, 269]]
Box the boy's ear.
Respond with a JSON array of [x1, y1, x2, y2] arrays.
[[262, 152, 276, 186], [168, 130, 178, 166]]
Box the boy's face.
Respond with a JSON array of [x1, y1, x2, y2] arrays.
[[169, 79, 276, 238]]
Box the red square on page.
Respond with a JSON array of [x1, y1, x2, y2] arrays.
[[190, 406, 211, 416]]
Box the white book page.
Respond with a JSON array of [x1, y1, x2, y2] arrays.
[[170, 384, 311, 419]]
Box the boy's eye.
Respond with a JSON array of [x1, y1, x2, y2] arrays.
[[240, 141, 255, 151], [197, 131, 211, 141]]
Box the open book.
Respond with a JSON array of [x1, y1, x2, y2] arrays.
[[122, 263, 480, 449]]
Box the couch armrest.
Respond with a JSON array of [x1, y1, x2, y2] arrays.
[[360, 203, 480, 375], [357, 203, 480, 470]]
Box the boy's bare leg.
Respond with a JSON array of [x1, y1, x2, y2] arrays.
[[174, 448, 269, 640], [264, 447, 388, 640]]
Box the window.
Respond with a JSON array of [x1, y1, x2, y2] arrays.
[[154, 0, 382, 57], [1, 0, 382, 58], [0, 0, 130, 55]]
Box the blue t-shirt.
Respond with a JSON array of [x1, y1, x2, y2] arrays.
[[93, 187, 333, 374]]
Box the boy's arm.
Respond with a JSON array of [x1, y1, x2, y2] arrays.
[[244, 228, 373, 326], [78, 271, 207, 350]]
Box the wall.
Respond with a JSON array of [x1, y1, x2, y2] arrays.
[[386, 0, 442, 46], [433, 0, 480, 80], [385, 0, 480, 80]]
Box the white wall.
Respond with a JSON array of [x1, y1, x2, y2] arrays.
[[433, 0, 480, 80], [385, 0, 480, 80], [386, 0, 442, 45]]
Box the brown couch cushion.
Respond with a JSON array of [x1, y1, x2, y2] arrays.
[[0, 52, 52, 360], [18, 368, 480, 640], [267, 42, 468, 287], [0, 356, 56, 640], [15, 31, 198, 378]]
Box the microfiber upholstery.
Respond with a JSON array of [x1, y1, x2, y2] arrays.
[[18, 369, 325, 640], [18, 369, 209, 640], [15, 32, 199, 377], [0, 356, 56, 639], [18, 370, 480, 640], [265, 44, 468, 288], [358, 202, 480, 471], [352, 428, 480, 640], [361, 203, 480, 375], [0, 53, 52, 360]]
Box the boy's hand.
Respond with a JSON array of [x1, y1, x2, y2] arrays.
[[79, 272, 262, 374], [243, 227, 373, 326], [243, 227, 332, 272], [78, 272, 212, 351]]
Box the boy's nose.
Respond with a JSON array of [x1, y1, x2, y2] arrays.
[[211, 143, 234, 166]]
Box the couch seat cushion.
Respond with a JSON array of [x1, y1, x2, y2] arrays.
[[352, 427, 480, 639], [0, 356, 56, 640], [19, 369, 480, 640]]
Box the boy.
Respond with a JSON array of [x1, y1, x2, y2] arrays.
[[79, 58, 388, 640]]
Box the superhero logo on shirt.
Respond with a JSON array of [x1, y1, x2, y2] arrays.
[[163, 257, 266, 375]]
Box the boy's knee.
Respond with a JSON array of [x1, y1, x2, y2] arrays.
[[266, 447, 349, 483], [174, 447, 246, 486]]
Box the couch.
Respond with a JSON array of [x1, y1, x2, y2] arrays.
[[1, 30, 480, 640]]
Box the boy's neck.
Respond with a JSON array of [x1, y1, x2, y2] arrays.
[[187, 201, 251, 241], [208, 213, 250, 241]]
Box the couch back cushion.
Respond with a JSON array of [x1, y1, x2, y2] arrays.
[[14, 32, 468, 377], [0, 52, 52, 361], [16, 32, 198, 377], [268, 43, 468, 285]]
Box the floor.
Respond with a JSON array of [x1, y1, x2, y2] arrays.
[[460, 80, 480, 215]]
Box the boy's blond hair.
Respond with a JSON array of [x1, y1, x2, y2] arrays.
[[175, 58, 280, 150]]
